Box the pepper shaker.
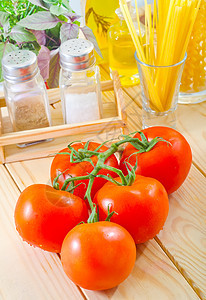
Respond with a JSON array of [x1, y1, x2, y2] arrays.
[[2, 50, 52, 147], [59, 39, 102, 124]]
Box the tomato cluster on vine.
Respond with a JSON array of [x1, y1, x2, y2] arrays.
[[14, 126, 192, 291]]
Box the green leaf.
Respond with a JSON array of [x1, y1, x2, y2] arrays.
[[50, 4, 68, 16], [43, 0, 58, 3], [28, 0, 48, 10], [60, 23, 79, 43], [47, 22, 61, 40], [61, 0, 72, 11], [32, 41, 41, 53], [10, 25, 37, 43], [21, 41, 41, 56], [80, 26, 103, 58], [0, 11, 9, 26], [0, 42, 19, 82], [17, 11, 59, 30], [138, 131, 149, 145]]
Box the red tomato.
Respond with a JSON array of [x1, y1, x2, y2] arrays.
[[94, 176, 169, 244], [14, 184, 89, 253], [50, 142, 119, 201], [61, 221, 136, 290], [120, 126, 192, 194]]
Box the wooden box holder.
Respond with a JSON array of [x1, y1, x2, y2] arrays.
[[0, 71, 127, 163]]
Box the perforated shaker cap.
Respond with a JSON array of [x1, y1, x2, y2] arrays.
[[59, 39, 96, 71], [2, 50, 38, 83]]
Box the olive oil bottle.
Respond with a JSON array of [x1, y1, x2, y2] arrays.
[[108, 7, 145, 86], [85, 0, 119, 64]]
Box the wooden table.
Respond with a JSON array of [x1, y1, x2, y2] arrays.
[[0, 67, 205, 300]]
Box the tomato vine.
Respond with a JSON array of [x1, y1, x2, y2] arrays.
[[53, 131, 170, 223]]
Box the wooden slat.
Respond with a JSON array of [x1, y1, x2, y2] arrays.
[[5, 157, 52, 190], [6, 157, 201, 300], [157, 164, 206, 299], [83, 241, 200, 300], [0, 116, 125, 146], [0, 100, 120, 163], [176, 103, 206, 175], [3, 131, 123, 164], [0, 108, 4, 163], [0, 164, 84, 300]]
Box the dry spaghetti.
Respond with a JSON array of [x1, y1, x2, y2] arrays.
[[119, 0, 202, 111]]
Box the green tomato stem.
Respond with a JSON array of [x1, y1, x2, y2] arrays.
[[100, 164, 127, 186], [61, 175, 89, 191], [58, 134, 169, 223]]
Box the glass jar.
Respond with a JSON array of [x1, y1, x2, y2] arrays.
[[179, 0, 206, 104], [85, 0, 119, 64], [59, 39, 102, 124], [2, 50, 51, 147], [108, 6, 145, 87]]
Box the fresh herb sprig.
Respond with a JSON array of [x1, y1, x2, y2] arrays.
[[0, 0, 102, 87]]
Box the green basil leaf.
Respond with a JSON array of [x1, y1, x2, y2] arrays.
[[60, 23, 79, 43], [80, 26, 103, 58], [0, 42, 19, 82], [17, 11, 59, 30], [50, 4, 68, 16], [10, 26, 37, 43]]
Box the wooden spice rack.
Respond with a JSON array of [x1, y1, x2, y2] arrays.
[[0, 71, 127, 163]]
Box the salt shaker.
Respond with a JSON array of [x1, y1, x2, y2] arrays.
[[2, 50, 51, 146], [59, 39, 102, 124]]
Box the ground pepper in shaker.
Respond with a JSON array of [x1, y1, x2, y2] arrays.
[[59, 39, 102, 124], [2, 50, 52, 147]]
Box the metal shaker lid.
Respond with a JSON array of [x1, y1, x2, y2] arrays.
[[59, 39, 96, 71], [2, 50, 38, 83]]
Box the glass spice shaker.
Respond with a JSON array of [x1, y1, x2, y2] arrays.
[[2, 50, 52, 147], [59, 38, 102, 124]]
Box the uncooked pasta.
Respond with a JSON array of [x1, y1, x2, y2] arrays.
[[180, 0, 206, 93], [119, 0, 202, 112]]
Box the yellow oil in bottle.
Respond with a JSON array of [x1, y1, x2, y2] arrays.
[[108, 8, 145, 87], [85, 0, 119, 64]]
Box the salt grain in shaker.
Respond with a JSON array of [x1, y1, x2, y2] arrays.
[[2, 50, 51, 147], [59, 39, 102, 124]]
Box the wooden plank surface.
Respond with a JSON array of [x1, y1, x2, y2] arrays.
[[176, 103, 206, 176], [1, 65, 206, 299], [5, 159, 200, 300], [102, 67, 206, 298], [157, 164, 206, 299], [0, 164, 84, 300], [83, 240, 201, 300]]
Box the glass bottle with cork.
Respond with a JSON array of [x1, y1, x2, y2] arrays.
[[84, 0, 119, 64], [59, 39, 102, 125], [108, 2, 145, 87]]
